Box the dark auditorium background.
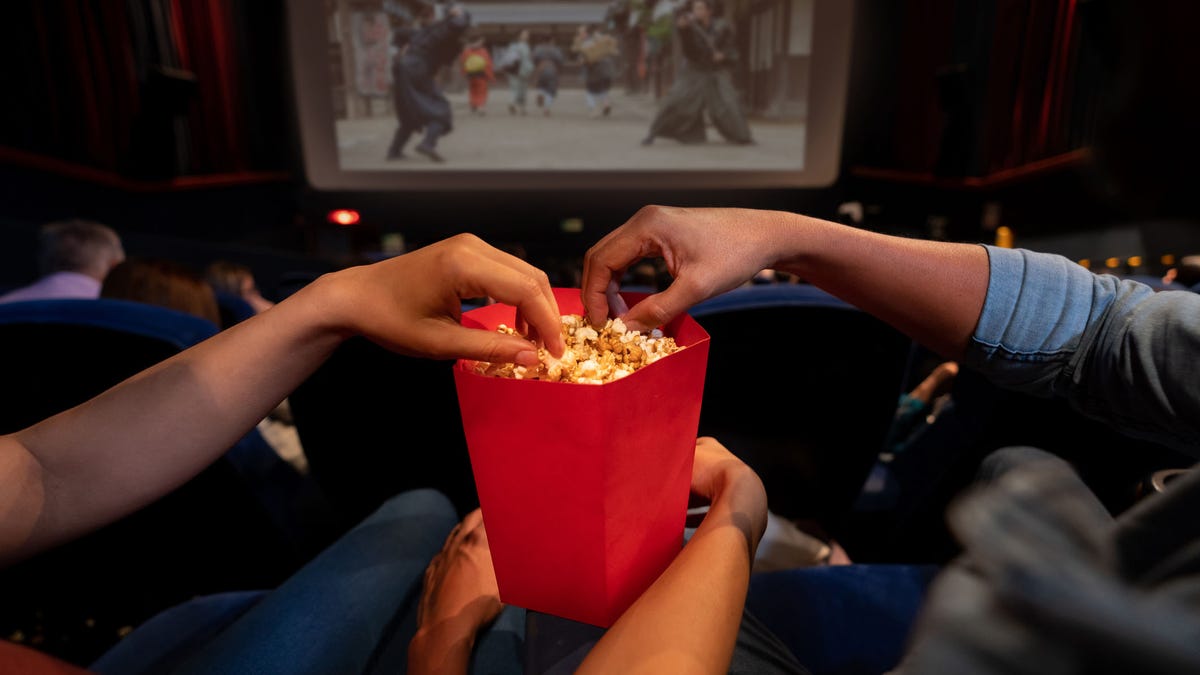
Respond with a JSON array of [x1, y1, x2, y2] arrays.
[[2, 0, 1197, 289]]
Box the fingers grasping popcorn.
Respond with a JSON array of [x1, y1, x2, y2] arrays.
[[473, 315, 680, 384]]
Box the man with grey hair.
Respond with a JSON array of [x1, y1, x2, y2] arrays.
[[0, 219, 125, 304]]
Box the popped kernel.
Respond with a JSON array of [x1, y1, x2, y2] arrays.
[[473, 315, 681, 384]]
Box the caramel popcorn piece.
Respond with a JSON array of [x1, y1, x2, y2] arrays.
[[472, 315, 681, 384]]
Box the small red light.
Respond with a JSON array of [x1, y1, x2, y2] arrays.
[[328, 209, 361, 226]]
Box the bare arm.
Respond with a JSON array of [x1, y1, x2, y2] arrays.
[[0, 234, 565, 567], [577, 437, 768, 674], [403, 438, 766, 675], [582, 206, 989, 360]]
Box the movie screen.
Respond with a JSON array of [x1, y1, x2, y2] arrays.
[[327, 0, 813, 170]]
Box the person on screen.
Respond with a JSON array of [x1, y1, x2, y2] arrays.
[[640, 0, 752, 146], [385, 2, 470, 163], [502, 30, 535, 116], [572, 24, 619, 118], [531, 35, 565, 116], [459, 34, 494, 116]]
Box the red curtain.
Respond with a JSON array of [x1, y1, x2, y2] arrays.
[[8, 0, 256, 176], [23, 1, 141, 172], [887, 0, 1089, 175], [890, 0, 957, 173], [982, 0, 1082, 173], [170, 0, 249, 173]]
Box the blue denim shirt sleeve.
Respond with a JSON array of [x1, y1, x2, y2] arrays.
[[964, 245, 1200, 455]]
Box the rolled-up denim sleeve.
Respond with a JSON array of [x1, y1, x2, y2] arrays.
[[964, 245, 1200, 454]]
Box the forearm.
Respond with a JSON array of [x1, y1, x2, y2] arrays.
[[761, 211, 989, 360], [2, 275, 347, 564], [578, 470, 767, 674], [2, 234, 565, 567]]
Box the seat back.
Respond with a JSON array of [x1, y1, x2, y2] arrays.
[[288, 336, 478, 528], [688, 285, 913, 534], [858, 367, 1196, 564], [213, 290, 257, 328], [0, 299, 296, 665], [0, 299, 217, 430]]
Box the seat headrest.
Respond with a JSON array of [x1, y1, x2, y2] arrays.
[[0, 298, 218, 350]]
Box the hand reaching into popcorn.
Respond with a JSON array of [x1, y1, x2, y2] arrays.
[[582, 205, 989, 360], [582, 206, 780, 333], [0, 233, 564, 567], [330, 233, 565, 364]]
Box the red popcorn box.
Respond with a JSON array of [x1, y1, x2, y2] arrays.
[[453, 288, 710, 627]]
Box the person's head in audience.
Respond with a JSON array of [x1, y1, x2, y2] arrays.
[[38, 219, 125, 282], [0, 219, 125, 303], [205, 260, 275, 314], [101, 258, 221, 326]]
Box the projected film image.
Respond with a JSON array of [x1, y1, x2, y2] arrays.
[[329, 0, 812, 170]]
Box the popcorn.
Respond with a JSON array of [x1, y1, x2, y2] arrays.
[[473, 314, 681, 383]]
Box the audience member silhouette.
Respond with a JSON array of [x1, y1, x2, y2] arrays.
[[0, 219, 125, 304], [101, 258, 221, 327], [205, 260, 275, 316]]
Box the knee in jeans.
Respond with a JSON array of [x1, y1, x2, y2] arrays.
[[978, 446, 1066, 483], [371, 488, 456, 523]]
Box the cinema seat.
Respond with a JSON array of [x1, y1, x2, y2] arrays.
[[213, 289, 257, 328], [687, 285, 914, 539], [863, 367, 1196, 564], [287, 336, 479, 530], [0, 299, 305, 665]]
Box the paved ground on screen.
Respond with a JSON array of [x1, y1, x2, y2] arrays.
[[336, 88, 807, 171]]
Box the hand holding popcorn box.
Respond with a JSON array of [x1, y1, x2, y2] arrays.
[[454, 288, 710, 627]]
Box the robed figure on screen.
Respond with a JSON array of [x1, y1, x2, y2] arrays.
[[642, 0, 753, 146], [387, 4, 470, 162]]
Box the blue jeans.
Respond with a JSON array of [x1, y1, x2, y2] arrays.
[[747, 564, 939, 675], [95, 489, 934, 675], [92, 489, 525, 675]]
